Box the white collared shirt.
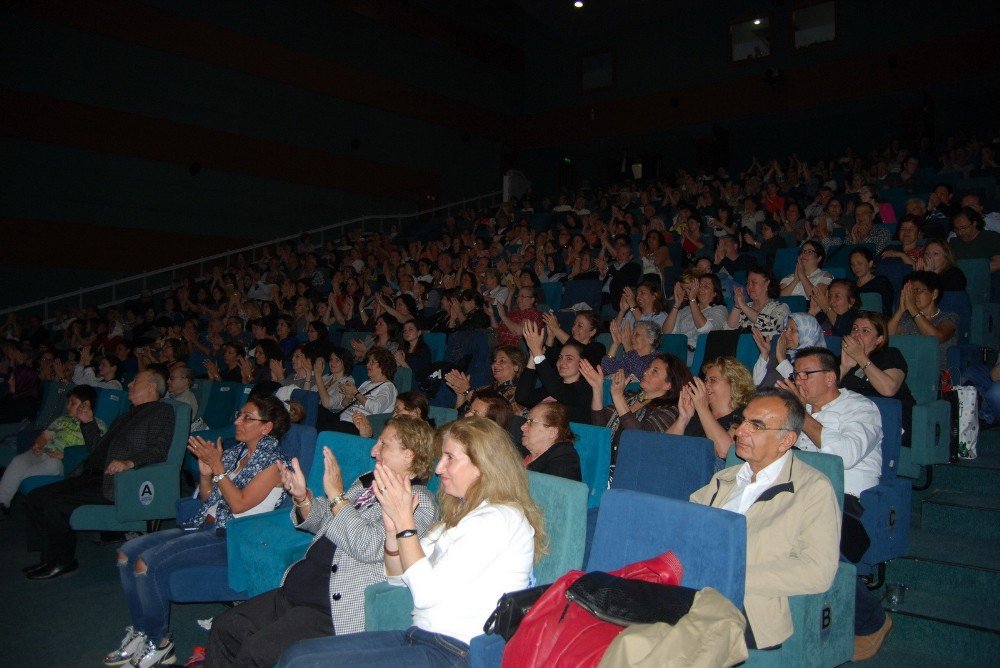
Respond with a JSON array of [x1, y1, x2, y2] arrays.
[[723, 451, 792, 515], [796, 388, 882, 497]]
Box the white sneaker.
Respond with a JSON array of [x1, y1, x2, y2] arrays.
[[130, 638, 176, 668], [103, 627, 147, 666]]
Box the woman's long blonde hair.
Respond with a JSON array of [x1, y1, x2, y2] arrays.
[[434, 417, 549, 563]]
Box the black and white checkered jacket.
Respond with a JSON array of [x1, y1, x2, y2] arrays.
[[285, 474, 438, 634]]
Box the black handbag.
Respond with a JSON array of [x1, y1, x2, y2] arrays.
[[564, 571, 697, 627], [482, 584, 551, 640]]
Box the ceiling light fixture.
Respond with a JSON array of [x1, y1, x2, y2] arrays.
[[574, 1, 584, 8], [753, 18, 761, 25]]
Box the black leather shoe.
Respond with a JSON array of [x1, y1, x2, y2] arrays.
[[26, 560, 78, 580], [22, 562, 49, 574]]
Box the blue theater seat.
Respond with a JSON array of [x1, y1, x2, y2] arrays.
[[857, 397, 912, 584], [613, 430, 717, 500]]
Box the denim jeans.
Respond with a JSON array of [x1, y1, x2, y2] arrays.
[[118, 527, 227, 641], [855, 577, 886, 635], [278, 627, 470, 668]]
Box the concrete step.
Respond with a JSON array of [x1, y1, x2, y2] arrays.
[[921, 490, 1000, 540]]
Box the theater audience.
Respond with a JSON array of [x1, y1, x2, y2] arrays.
[[838, 312, 915, 445], [447, 344, 525, 415], [72, 346, 123, 390], [780, 240, 833, 299], [336, 348, 399, 434], [23, 370, 174, 579], [541, 310, 606, 367], [851, 247, 895, 317], [916, 239, 968, 291], [601, 319, 661, 380]]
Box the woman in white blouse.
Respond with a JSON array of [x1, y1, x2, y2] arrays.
[[278, 416, 547, 667], [779, 240, 833, 299], [662, 273, 729, 365], [337, 347, 399, 435]]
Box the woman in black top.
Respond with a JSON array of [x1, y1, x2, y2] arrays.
[[204, 342, 250, 383], [394, 319, 432, 386], [850, 247, 894, 318], [515, 321, 591, 424], [519, 403, 582, 482], [540, 309, 607, 367], [918, 239, 968, 292], [811, 278, 860, 337], [838, 311, 915, 445]]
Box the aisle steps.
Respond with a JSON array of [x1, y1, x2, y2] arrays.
[[870, 429, 1000, 666]]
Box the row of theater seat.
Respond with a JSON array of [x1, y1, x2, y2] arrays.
[[206, 422, 862, 666]]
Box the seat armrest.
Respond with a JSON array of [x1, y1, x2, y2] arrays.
[[227, 510, 309, 595], [364, 581, 414, 631], [114, 463, 181, 522]]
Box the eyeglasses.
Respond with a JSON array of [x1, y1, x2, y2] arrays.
[[799, 249, 817, 256], [235, 413, 267, 422], [524, 417, 552, 428], [788, 369, 830, 381], [735, 417, 788, 433]]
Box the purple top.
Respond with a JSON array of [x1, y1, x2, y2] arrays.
[[601, 350, 657, 380]]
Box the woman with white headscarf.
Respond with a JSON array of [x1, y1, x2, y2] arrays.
[[750, 313, 826, 388]]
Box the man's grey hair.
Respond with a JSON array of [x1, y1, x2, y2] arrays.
[[754, 388, 805, 435]]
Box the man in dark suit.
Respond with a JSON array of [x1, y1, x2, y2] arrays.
[[23, 370, 175, 579], [598, 234, 642, 312]]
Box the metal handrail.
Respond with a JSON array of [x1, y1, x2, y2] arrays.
[[3, 190, 503, 321]]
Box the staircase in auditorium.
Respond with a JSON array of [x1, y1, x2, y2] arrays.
[[866, 429, 1000, 666]]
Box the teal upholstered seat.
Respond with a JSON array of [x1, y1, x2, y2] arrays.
[[568, 422, 612, 509], [226, 430, 376, 597], [891, 335, 950, 479]]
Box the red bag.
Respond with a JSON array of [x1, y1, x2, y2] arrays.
[[501, 551, 684, 668]]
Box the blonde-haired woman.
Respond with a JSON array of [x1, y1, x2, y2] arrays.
[[668, 356, 754, 463], [278, 417, 547, 667]]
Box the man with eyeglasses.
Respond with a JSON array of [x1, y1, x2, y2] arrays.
[[22, 370, 175, 580], [775, 346, 892, 660], [691, 388, 840, 651]]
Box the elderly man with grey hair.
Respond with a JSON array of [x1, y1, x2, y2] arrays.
[[691, 388, 841, 651], [23, 370, 176, 580]]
